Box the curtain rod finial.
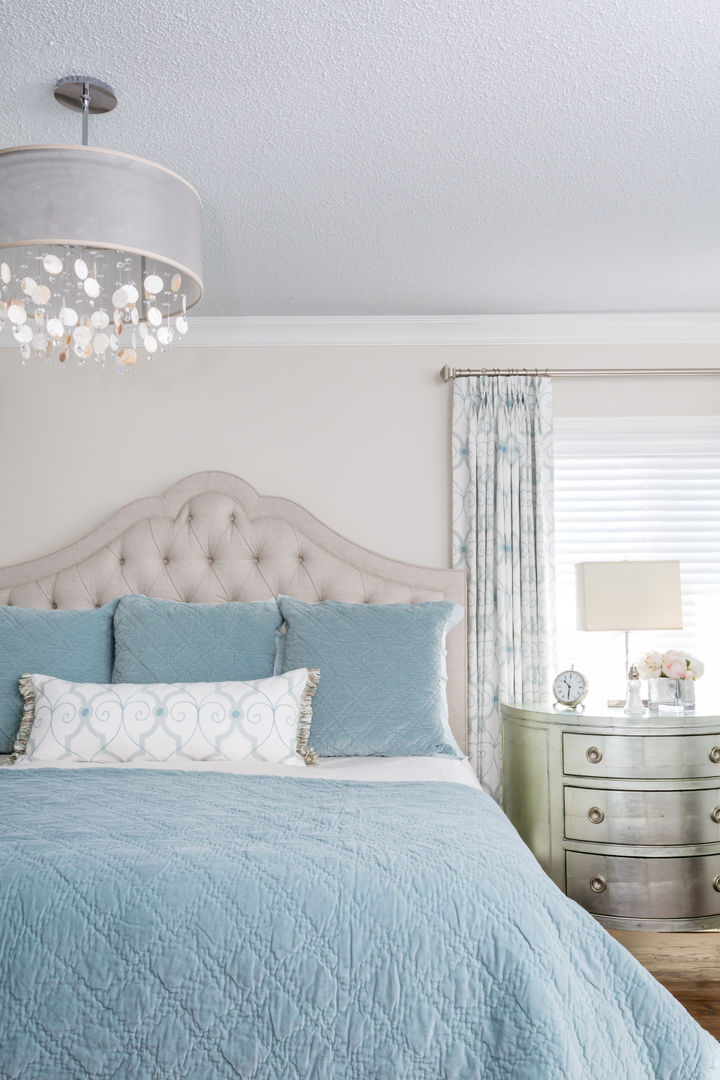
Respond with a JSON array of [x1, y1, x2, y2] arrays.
[[442, 365, 454, 382]]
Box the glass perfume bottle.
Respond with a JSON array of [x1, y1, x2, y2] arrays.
[[624, 664, 645, 716]]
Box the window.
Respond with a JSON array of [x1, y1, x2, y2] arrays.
[[554, 416, 720, 699]]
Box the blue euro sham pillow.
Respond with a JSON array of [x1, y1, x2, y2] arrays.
[[112, 595, 282, 684], [276, 595, 464, 757], [0, 599, 118, 754]]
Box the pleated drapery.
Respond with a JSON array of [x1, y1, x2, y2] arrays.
[[452, 375, 555, 800]]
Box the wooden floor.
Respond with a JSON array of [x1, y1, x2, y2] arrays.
[[609, 931, 720, 1040]]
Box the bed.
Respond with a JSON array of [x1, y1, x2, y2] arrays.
[[0, 471, 718, 1079]]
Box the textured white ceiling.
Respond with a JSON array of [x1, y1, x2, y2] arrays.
[[3, 0, 720, 316]]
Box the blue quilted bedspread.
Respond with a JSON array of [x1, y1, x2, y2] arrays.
[[1, 770, 718, 1080]]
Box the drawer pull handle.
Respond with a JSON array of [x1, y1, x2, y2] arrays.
[[586, 746, 603, 764], [589, 875, 607, 894], [714, 876, 720, 893], [587, 806, 605, 824], [710, 747, 720, 764], [711, 807, 720, 824]]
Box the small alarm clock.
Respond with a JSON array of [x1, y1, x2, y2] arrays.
[[552, 665, 589, 709]]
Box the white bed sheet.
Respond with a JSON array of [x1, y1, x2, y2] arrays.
[[5, 753, 480, 788]]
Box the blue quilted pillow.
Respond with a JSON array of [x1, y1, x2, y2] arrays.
[[277, 596, 464, 757], [0, 600, 118, 754], [112, 595, 282, 684]]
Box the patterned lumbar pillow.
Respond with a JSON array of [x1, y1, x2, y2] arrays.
[[13, 669, 318, 766]]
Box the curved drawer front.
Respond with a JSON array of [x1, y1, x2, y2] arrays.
[[563, 732, 720, 780], [564, 785, 720, 845], [566, 851, 720, 919]]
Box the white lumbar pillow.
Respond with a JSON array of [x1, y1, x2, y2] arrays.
[[14, 668, 319, 766]]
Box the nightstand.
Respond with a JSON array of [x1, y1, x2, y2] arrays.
[[501, 702, 720, 930]]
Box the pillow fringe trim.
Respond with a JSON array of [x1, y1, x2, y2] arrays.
[[10, 673, 35, 763], [298, 668, 320, 766]]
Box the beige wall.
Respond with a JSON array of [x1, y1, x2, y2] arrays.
[[1, 342, 719, 570]]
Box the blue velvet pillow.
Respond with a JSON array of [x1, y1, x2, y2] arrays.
[[112, 595, 282, 684], [277, 595, 463, 757], [0, 600, 118, 754]]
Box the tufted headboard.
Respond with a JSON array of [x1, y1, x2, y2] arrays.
[[0, 472, 468, 752]]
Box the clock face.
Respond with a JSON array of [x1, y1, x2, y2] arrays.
[[552, 669, 588, 705]]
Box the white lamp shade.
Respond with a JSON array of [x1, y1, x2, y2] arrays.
[[576, 560, 683, 632], [0, 145, 203, 312]]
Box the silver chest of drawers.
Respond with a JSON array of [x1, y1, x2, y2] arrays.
[[501, 702, 720, 930]]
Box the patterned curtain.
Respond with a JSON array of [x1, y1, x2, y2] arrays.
[[452, 375, 555, 801]]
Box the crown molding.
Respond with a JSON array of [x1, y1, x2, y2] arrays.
[[173, 313, 720, 347], [3, 313, 720, 350]]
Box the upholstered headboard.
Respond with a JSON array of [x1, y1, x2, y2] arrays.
[[0, 472, 468, 752]]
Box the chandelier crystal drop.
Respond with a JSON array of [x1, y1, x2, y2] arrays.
[[0, 77, 203, 371], [0, 245, 191, 368]]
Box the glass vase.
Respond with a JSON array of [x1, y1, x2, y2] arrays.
[[647, 678, 695, 714]]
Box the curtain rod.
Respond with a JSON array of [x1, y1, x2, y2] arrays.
[[441, 365, 720, 381]]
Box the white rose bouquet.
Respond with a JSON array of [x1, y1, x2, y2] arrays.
[[636, 649, 704, 681]]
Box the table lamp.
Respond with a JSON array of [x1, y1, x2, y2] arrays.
[[575, 560, 683, 703]]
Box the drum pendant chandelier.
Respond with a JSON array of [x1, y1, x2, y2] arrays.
[[0, 77, 203, 369]]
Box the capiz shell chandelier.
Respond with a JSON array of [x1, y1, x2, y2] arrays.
[[0, 77, 203, 370]]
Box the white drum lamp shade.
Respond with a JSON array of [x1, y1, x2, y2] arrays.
[[0, 146, 203, 309], [576, 560, 683, 632], [0, 136, 202, 367]]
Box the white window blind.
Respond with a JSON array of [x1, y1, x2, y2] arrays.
[[554, 416, 720, 700]]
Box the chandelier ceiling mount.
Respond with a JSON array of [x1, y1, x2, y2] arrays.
[[53, 76, 118, 145]]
